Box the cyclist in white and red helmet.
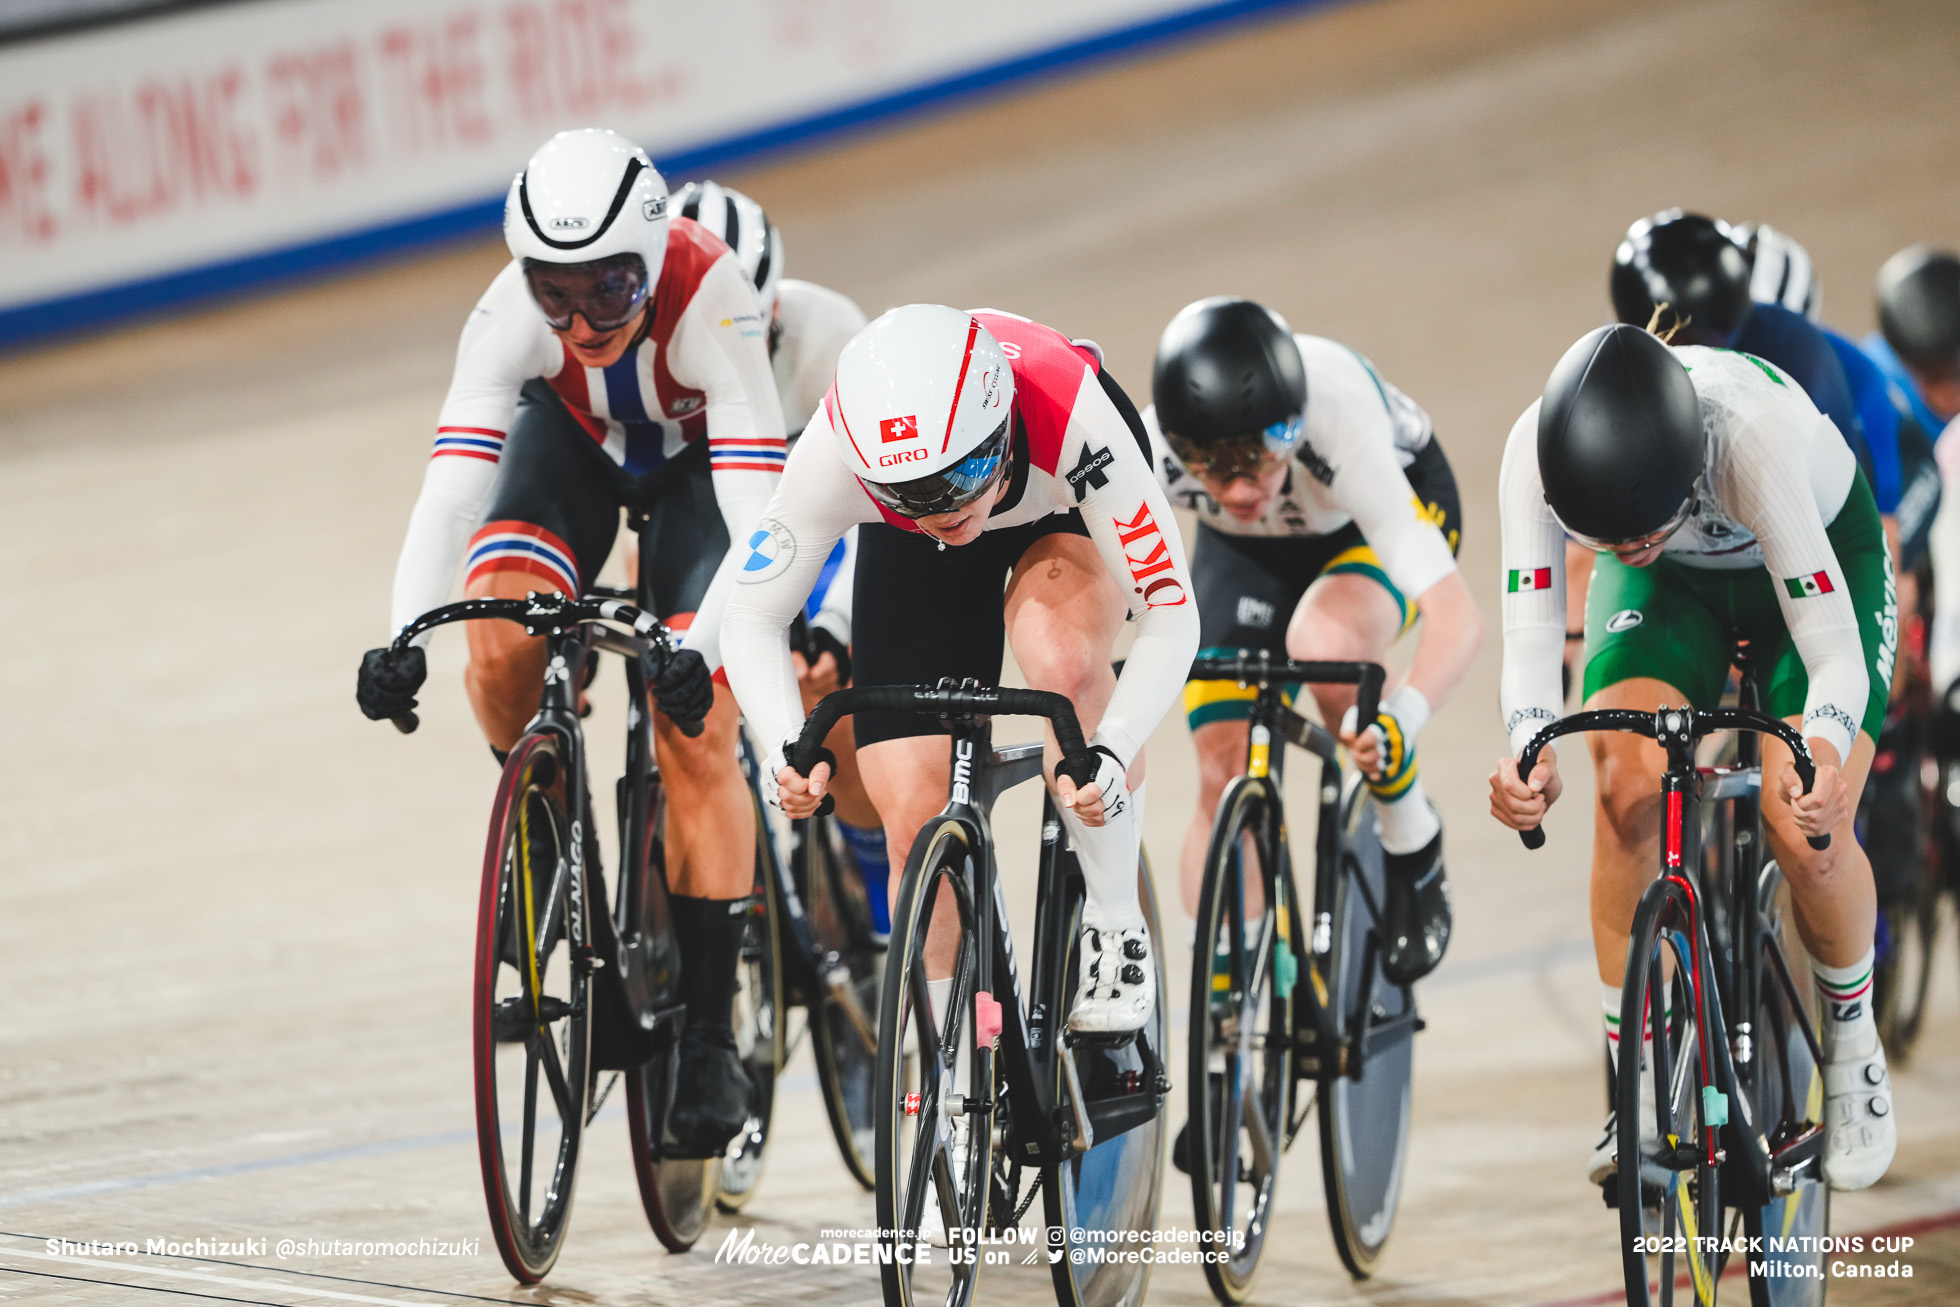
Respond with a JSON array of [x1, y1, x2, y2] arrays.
[[719, 305, 1200, 1034], [355, 129, 787, 1157]]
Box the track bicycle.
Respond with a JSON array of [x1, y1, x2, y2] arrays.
[[786, 681, 1169, 1307], [1180, 652, 1418, 1299], [1516, 674, 1832, 1307], [385, 588, 782, 1280]]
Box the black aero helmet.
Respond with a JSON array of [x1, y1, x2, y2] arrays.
[[1875, 244, 1960, 370], [1538, 324, 1703, 549], [1610, 210, 1754, 344], [1152, 298, 1307, 462]]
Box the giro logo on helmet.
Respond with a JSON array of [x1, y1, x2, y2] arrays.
[[878, 447, 928, 469], [1114, 503, 1187, 608], [880, 415, 919, 443]]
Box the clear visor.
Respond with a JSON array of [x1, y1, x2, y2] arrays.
[[521, 254, 650, 333], [1556, 494, 1695, 555], [859, 414, 1013, 519]]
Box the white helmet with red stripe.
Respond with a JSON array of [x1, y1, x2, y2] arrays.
[[833, 305, 1016, 517]]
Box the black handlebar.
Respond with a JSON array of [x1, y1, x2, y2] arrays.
[[786, 684, 1088, 779], [1188, 654, 1386, 732], [1515, 706, 1827, 852], [385, 593, 687, 737]]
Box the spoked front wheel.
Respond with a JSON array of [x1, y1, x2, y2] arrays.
[[875, 820, 992, 1307], [1045, 854, 1171, 1307], [1619, 875, 1724, 1306], [473, 733, 592, 1283], [1186, 777, 1291, 1303], [1317, 777, 1415, 1279]]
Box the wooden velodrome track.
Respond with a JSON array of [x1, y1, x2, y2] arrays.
[[4, 0, 1960, 1302]]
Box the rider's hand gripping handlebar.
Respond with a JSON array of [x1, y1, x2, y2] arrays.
[[1514, 706, 1830, 853]]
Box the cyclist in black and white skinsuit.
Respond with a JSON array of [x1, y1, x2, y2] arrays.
[[1147, 299, 1482, 987]]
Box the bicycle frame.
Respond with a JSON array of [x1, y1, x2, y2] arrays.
[[1517, 702, 1829, 1209], [1190, 653, 1394, 1083], [786, 683, 1163, 1166]]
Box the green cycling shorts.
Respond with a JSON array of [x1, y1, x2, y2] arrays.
[[1581, 472, 1895, 744]]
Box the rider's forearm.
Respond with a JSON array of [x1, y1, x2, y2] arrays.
[[390, 454, 499, 641], [1404, 571, 1482, 711]]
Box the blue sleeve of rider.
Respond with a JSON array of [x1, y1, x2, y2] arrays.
[[1735, 305, 1863, 457], [803, 538, 850, 620], [1825, 328, 1902, 513]]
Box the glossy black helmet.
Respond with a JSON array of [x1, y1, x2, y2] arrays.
[[1152, 297, 1307, 474], [1610, 210, 1754, 345], [1538, 324, 1703, 549], [1875, 244, 1960, 371]]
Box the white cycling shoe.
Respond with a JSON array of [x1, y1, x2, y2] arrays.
[[1067, 923, 1155, 1035], [1822, 1041, 1896, 1191]]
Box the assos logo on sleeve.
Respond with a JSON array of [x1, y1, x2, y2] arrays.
[[1114, 503, 1186, 608]]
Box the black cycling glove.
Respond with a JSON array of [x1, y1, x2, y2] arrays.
[[649, 647, 713, 736], [357, 646, 427, 723], [804, 624, 853, 687]]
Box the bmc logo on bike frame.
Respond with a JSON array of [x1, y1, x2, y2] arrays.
[[1113, 503, 1186, 608], [952, 738, 974, 806]]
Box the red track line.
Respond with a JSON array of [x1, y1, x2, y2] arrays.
[[1530, 1205, 1960, 1307]]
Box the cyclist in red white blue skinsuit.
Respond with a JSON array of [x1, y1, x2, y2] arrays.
[[354, 129, 786, 1156]]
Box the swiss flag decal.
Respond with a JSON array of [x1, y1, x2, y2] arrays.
[[880, 415, 918, 443]]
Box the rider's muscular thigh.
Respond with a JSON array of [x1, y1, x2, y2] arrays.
[[1584, 678, 1678, 979], [1005, 534, 1130, 778], [463, 569, 553, 753], [656, 678, 756, 899], [1285, 573, 1400, 724]]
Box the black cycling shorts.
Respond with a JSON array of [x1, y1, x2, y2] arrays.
[[470, 379, 726, 621], [1185, 436, 1461, 728], [850, 511, 1094, 748]]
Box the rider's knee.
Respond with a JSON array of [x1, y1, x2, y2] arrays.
[[1593, 748, 1662, 846], [1017, 641, 1106, 706]]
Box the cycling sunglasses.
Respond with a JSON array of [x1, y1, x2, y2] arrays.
[[521, 254, 650, 333], [1559, 495, 1696, 556], [1165, 414, 1303, 481], [859, 415, 1013, 519]]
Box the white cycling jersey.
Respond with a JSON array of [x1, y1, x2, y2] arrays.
[[719, 310, 1200, 770], [388, 218, 785, 653], [1500, 346, 1869, 760], [1144, 333, 1457, 601], [774, 278, 869, 436]]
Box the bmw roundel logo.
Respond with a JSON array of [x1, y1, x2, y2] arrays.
[[738, 519, 797, 584]]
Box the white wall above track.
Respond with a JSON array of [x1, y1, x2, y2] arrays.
[[0, 0, 1320, 345]]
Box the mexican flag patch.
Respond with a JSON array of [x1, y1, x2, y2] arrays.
[[1783, 571, 1834, 598], [1507, 567, 1552, 593]]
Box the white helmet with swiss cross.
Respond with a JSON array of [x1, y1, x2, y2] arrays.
[[832, 305, 1015, 517]]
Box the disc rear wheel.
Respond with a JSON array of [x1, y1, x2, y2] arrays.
[[1317, 778, 1414, 1279]]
